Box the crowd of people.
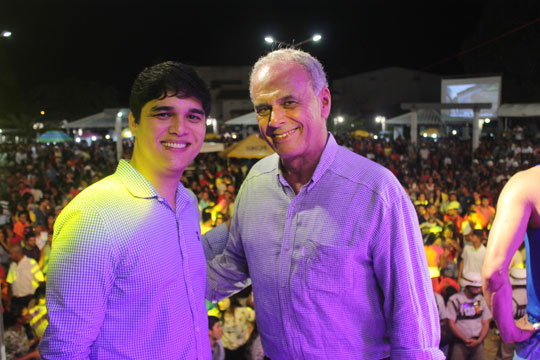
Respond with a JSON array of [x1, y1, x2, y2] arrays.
[[0, 124, 537, 359]]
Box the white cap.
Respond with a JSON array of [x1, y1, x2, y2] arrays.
[[509, 267, 527, 286], [461, 272, 482, 288]]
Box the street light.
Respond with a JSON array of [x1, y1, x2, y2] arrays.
[[1, 31, 11, 38], [264, 34, 322, 48], [375, 115, 386, 132]]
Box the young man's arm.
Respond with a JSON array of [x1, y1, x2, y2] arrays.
[[482, 168, 537, 343], [39, 207, 116, 359]]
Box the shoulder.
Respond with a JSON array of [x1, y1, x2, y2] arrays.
[[242, 154, 279, 184], [60, 173, 131, 215], [328, 145, 406, 205]]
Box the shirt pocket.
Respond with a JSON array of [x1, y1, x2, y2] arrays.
[[303, 238, 355, 294]]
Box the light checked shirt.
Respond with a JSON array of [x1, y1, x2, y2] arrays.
[[40, 160, 212, 360], [7, 255, 44, 297], [206, 134, 444, 360]]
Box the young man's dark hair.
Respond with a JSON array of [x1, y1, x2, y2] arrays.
[[208, 315, 220, 330], [129, 61, 211, 123]]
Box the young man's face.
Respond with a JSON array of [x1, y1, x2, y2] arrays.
[[251, 61, 331, 163], [209, 322, 223, 339], [26, 236, 36, 248], [129, 95, 206, 177]]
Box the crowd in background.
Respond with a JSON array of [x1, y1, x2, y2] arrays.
[[0, 124, 538, 359]]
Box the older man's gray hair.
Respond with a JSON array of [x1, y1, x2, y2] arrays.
[[249, 48, 328, 100]]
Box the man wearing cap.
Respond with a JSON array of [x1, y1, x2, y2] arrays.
[[444, 201, 464, 236], [447, 271, 492, 360], [483, 165, 540, 358]]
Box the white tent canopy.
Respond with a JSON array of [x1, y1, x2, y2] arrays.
[[386, 109, 474, 126], [200, 142, 225, 153], [225, 112, 257, 126], [498, 103, 540, 117], [63, 108, 130, 129]]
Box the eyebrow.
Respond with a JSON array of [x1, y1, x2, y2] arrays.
[[255, 95, 296, 108], [149, 105, 205, 116]]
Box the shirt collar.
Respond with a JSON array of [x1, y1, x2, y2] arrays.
[[116, 160, 194, 210], [276, 132, 339, 192], [116, 160, 159, 199]]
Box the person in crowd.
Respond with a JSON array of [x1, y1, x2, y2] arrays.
[[40, 61, 222, 359], [21, 229, 40, 263], [459, 230, 486, 285], [33, 199, 51, 227], [476, 194, 495, 230], [12, 211, 30, 239], [3, 307, 41, 360], [220, 287, 255, 360], [434, 289, 450, 357], [0, 227, 11, 272], [483, 165, 540, 359], [208, 315, 225, 360], [6, 244, 44, 315], [447, 272, 492, 360], [206, 48, 443, 358]]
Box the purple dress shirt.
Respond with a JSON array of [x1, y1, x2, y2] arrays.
[[206, 134, 444, 359], [40, 160, 211, 359]]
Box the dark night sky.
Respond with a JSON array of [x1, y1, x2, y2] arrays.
[[1, 0, 539, 119]]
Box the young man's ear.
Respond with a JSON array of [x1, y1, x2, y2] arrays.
[[128, 112, 137, 137]]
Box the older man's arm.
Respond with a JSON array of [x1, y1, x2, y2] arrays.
[[373, 190, 445, 359]]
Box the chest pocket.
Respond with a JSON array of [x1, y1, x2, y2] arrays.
[[303, 238, 355, 294]]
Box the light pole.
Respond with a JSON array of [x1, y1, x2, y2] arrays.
[[264, 34, 322, 49], [375, 115, 386, 133], [333, 116, 344, 133]]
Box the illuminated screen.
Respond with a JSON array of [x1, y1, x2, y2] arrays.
[[441, 76, 502, 118]]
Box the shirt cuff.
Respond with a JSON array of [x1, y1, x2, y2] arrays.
[[391, 348, 446, 360]]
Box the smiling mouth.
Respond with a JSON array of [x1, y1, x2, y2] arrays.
[[272, 128, 298, 140], [162, 142, 189, 149]]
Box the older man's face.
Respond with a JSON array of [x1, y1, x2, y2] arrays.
[[251, 61, 330, 163]]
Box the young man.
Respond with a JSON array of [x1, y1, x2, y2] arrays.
[[208, 316, 225, 360], [447, 272, 492, 360], [206, 49, 443, 359], [483, 165, 540, 358], [459, 229, 486, 285], [40, 61, 216, 358]]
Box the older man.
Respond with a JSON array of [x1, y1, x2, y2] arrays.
[[483, 165, 540, 359], [206, 49, 443, 359]]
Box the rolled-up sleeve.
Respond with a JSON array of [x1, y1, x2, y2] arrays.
[[372, 193, 444, 360], [40, 207, 116, 360]]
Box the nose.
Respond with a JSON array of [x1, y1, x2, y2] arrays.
[[268, 107, 284, 128], [169, 116, 186, 135]]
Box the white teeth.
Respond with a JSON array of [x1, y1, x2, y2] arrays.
[[274, 128, 297, 139], [163, 142, 187, 149]]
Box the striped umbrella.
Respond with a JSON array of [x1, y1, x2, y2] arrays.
[[37, 130, 73, 143]]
